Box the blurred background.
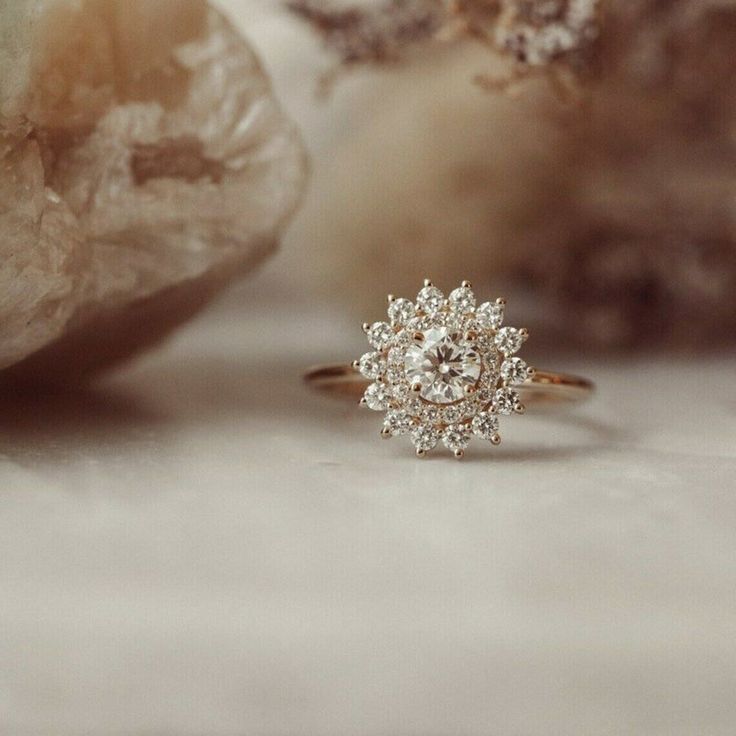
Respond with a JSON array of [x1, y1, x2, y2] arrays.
[[222, 0, 736, 352]]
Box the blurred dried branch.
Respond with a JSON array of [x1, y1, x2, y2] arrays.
[[290, 0, 736, 349], [286, 0, 443, 65], [287, 0, 600, 71]]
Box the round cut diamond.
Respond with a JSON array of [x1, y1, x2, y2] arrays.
[[442, 423, 471, 452], [448, 286, 476, 314], [367, 321, 394, 349], [494, 326, 524, 355], [476, 301, 504, 329], [472, 411, 499, 440], [364, 382, 390, 411], [500, 357, 528, 384], [405, 396, 425, 416], [404, 327, 482, 404], [422, 404, 441, 424], [388, 298, 415, 325], [441, 404, 462, 424], [416, 285, 445, 314], [411, 425, 440, 452], [358, 351, 385, 380], [493, 387, 520, 415]]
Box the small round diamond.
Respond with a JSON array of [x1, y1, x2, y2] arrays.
[[493, 387, 520, 415], [384, 409, 413, 436], [500, 357, 528, 385], [386, 347, 406, 383], [442, 423, 471, 452], [367, 321, 394, 349], [412, 425, 440, 452], [364, 382, 390, 411], [494, 326, 524, 355], [473, 331, 494, 353], [480, 368, 498, 388], [358, 351, 386, 380], [387, 364, 404, 384], [387, 347, 404, 364], [392, 382, 409, 400], [472, 411, 499, 440], [404, 396, 425, 416], [448, 286, 476, 314], [393, 330, 412, 348], [462, 396, 481, 418], [388, 298, 415, 325], [476, 301, 504, 329], [422, 404, 441, 424], [416, 285, 445, 314], [441, 404, 462, 424]]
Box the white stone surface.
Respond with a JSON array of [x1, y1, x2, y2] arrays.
[[1, 267, 735, 735]]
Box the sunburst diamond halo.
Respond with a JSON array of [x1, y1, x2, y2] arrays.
[[354, 279, 534, 459]]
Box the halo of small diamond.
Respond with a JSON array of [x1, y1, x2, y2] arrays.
[[356, 280, 532, 457]]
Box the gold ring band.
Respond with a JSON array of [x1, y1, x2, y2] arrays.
[[305, 364, 594, 408]]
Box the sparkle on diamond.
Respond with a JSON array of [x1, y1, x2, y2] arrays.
[[404, 327, 481, 404], [357, 281, 532, 456], [388, 298, 415, 325]]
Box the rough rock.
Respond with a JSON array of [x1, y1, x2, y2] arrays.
[[0, 0, 307, 382]]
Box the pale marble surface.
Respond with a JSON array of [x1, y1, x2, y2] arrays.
[[1, 268, 735, 735]]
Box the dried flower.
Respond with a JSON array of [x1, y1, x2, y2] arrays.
[[286, 0, 443, 65], [291, 0, 736, 349]]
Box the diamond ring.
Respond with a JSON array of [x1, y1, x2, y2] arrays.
[[305, 280, 594, 459]]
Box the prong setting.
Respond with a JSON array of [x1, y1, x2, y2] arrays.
[[354, 280, 529, 458]]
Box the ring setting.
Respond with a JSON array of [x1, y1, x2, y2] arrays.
[[305, 279, 594, 459]]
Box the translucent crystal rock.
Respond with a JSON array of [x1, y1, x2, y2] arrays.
[[0, 0, 306, 382]]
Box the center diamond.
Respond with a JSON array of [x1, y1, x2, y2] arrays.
[[404, 327, 481, 404]]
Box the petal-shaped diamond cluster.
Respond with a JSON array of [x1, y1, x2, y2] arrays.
[[357, 280, 533, 458]]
